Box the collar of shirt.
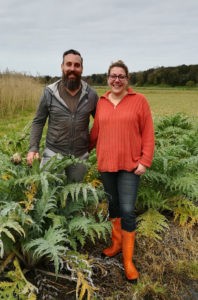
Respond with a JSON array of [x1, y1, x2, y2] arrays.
[[100, 87, 136, 100]]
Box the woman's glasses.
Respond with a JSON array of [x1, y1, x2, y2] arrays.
[[108, 74, 127, 81]]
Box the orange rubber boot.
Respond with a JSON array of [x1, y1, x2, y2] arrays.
[[122, 230, 139, 281], [102, 218, 122, 257]]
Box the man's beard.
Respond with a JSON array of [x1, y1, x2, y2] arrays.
[[62, 71, 81, 91]]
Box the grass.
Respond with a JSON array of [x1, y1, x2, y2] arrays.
[[0, 111, 35, 138], [138, 88, 198, 120], [0, 74, 198, 138], [0, 72, 42, 118], [94, 86, 198, 121]]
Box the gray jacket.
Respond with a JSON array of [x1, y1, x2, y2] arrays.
[[29, 79, 98, 157]]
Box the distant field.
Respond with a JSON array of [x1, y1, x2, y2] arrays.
[[95, 86, 198, 120], [0, 84, 197, 138]]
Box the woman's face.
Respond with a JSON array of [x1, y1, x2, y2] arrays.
[[107, 67, 129, 96]]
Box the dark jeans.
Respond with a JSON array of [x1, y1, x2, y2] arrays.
[[101, 170, 140, 232]]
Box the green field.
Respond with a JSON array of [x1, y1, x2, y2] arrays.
[[0, 86, 197, 138], [95, 86, 198, 119]]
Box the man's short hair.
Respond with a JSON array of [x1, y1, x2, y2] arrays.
[[62, 49, 83, 66]]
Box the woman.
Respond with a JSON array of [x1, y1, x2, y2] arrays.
[[89, 60, 155, 282]]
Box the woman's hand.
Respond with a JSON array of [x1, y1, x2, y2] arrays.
[[134, 163, 146, 176]]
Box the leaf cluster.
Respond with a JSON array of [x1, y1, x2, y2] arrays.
[[0, 146, 110, 283], [0, 258, 37, 299], [136, 113, 198, 238]]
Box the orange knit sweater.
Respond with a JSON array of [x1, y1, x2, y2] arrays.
[[89, 88, 155, 172]]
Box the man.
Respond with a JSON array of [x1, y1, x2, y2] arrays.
[[27, 49, 98, 182]]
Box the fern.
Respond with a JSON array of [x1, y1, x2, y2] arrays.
[[24, 225, 68, 276], [0, 176, 15, 194], [31, 187, 58, 229], [76, 271, 98, 300], [61, 182, 98, 206], [15, 172, 63, 190], [0, 201, 33, 227], [59, 199, 85, 219], [0, 126, 110, 298], [155, 113, 193, 131], [141, 114, 198, 217], [0, 201, 21, 216], [0, 215, 25, 258], [136, 209, 169, 241], [68, 212, 111, 247], [170, 197, 198, 227], [137, 187, 171, 211], [168, 174, 198, 200], [0, 257, 38, 299], [41, 153, 89, 175], [70, 231, 86, 250], [142, 170, 169, 186], [63, 252, 98, 300]]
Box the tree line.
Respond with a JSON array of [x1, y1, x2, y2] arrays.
[[38, 64, 198, 87]]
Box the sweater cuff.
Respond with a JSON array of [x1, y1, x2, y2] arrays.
[[139, 158, 152, 168]]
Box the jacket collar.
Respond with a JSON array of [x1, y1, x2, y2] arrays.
[[47, 79, 89, 107]]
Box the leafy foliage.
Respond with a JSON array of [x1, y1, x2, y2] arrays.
[[0, 131, 110, 298], [170, 197, 198, 227], [61, 182, 99, 206], [0, 113, 198, 299], [136, 209, 169, 241], [136, 113, 198, 210], [62, 252, 99, 300], [0, 258, 37, 299], [0, 215, 25, 258], [24, 225, 67, 276], [68, 212, 111, 249], [136, 114, 198, 239]]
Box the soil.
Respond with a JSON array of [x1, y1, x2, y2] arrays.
[[24, 222, 198, 300]]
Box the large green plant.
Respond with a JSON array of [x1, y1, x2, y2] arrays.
[[0, 135, 110, 298], [136, 113, 198, 239], [1, 113, 198, 299]]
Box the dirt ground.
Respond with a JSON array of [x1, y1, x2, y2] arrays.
[[24, 222, 198, 300]]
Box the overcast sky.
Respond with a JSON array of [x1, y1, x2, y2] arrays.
[[0, 0, 197, 76]]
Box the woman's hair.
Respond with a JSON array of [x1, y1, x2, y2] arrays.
[[108, 60, 129, 77]]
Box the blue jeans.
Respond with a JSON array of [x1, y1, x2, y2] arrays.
[[101, 170, 140, 232]]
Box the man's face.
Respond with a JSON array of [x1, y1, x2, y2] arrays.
[[61, 54, 83, 91]]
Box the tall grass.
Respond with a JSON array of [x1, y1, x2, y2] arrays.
[[0, 72, 43, 118]]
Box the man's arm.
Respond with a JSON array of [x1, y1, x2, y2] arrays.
[[89, 87, 99, 118], [27, 88, 50, 165]]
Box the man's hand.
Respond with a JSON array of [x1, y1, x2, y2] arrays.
[[134, 163, 146, 176], [27, 152, 40, 166]]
